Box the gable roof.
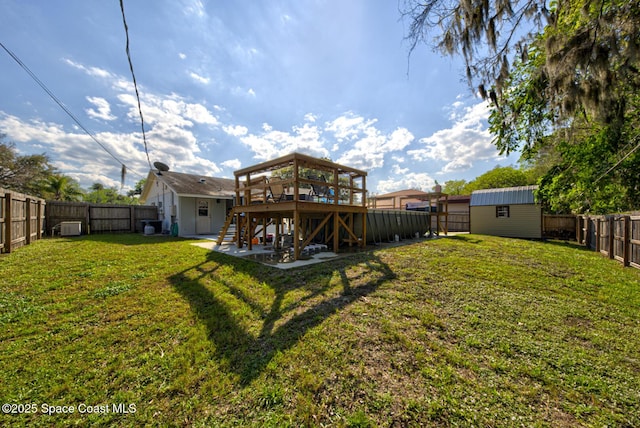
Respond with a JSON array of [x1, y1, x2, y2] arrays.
[[470, 185, 538, 206], [140, 170, 236, 202], [373, 189, 430, 199]]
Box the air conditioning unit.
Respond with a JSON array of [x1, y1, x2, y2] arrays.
[[60, 221, 82, 237]]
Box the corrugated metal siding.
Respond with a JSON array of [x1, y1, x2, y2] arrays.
[[470, 185, 538, 206], [470, 205, 542, 238]]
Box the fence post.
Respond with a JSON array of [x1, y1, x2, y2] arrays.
[[85, 203, 91, 235], [585, 216, 591, 248], [595, 217, 600, 252], [130, 206, 136, 232], [608, 216, 615, 259], [5, 192, 12, 253], [623, 216, 630, 267], [37, 200, 44, 239], [26, 197, 32, 245]]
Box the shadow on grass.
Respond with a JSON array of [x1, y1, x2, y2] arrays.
[[66, 233, 187, 246], [449, 234, 593, 253], [169, 250, 396, 385]]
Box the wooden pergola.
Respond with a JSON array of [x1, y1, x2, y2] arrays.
[[216, 152, 368, 260]]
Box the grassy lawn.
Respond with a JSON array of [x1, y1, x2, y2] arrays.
[[1, 233, 639, 427]]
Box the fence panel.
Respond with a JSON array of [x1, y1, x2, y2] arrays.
[[613, 216, 629, 265], [0, 188, 46, 253], [543, 215, 576, 240], [46, 201, 158, 235], [90, 205, 132, 233], [578, 213, 640, 270], [447, 213, 469, 232]]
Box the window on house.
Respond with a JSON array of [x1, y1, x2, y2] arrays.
[[496, 206, 510, 218]]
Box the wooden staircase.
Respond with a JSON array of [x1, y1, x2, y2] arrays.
[[216, 208, 276, 247], [216, 207, 238, 245]]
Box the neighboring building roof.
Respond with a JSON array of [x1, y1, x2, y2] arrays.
[[470, 185, 538, 207], [372, 189, 430, 199], [443, 195, 471, 204], [140, 170, 236, 202]]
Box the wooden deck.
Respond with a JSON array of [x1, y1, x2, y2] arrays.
[[217, 153, 368, 260]]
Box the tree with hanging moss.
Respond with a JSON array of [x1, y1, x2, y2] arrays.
[[403, 0, 640, 213]]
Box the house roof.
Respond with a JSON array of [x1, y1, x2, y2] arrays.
[[470, 185, 538, 206], [372, 189, 430, 199], [445, 195, 471, 203], [140, 170, 236, 202]]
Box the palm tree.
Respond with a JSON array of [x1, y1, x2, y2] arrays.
[[44, 174, 83, 201]]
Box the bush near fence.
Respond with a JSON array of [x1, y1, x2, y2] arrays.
[[0, 188, 46, 253], [577, 213, 640, 270], [45, 201, 158, 235]]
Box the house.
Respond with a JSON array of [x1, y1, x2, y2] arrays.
[[139, 170, 236, 236], [368, 189, 430, 210], [470, 185, 541, 239]]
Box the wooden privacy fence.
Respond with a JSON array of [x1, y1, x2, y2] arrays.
[[46, 201, 158, 235], [577, 214, 640, 270], [543, 214, 577, 240], [0, 188, 46, 254], [446, 213, 470, 232]]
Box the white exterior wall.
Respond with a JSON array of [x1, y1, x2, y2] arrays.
[[177, 196, 232, 236], [144, 180, 175, 232], [470, 204, 542, 239], [179, 197, 196, 236]]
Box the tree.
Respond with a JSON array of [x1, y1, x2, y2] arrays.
[[127, 178, 146, 197], [85, 183, 139, 205], [43, 174, 84, 201], [0, 136, 56, 196], [463, 166, 531, 193], [403, 0, 640, 127], [403, 0, 640, 213], [443, 179, 468, 195]]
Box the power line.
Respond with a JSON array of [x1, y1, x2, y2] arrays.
[[593, 133, 640, 184], [0, 41, 139, 185], [119, 0, 152, 171]]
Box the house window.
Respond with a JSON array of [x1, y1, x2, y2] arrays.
[[496, 206, 510, 218]]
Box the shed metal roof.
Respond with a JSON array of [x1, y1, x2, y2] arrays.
[[470, 185, 538, 206]]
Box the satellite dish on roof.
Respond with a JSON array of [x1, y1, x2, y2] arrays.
[[153, 161, 170, 172]]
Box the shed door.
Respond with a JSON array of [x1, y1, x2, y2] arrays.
[[196, 199, 213, 234]]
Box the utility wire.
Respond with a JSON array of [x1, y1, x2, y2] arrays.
[[593, 133, 640, 185], [0, 41, 136, 183], [119, 0, 152, 171]]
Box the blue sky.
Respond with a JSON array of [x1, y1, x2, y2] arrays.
[[0, 0, 519, 195]]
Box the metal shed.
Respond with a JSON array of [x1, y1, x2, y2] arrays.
[[470, 185, 542, 239]]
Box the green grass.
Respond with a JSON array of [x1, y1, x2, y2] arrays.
[[1, 233, 639, 427]]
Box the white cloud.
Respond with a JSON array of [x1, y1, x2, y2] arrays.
[[238, 122, 329, 161], [189, 71, 210, 85], [64, 58, 133, 92], [221, 158, 241, 170], [178, 52, 187, 60], [407, 101, 496, 174], [376, 172, 436, 194], [85, 96, 116, 121], [336, 117, 415, 170], [223, 125, 248, 137], [183, 0, 206, 18], [325, 113, 377, 141]]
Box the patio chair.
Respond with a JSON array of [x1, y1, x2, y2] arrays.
[[308, 174, 334, 203], [267, 179, 287, 203]]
